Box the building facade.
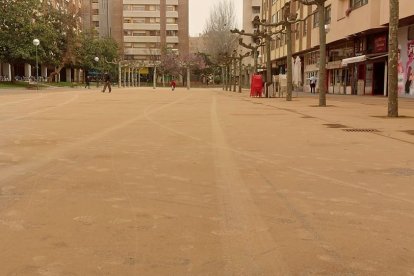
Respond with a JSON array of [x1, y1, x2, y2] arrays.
[[259, 0, 414, 98], [242, 0, 262, 67], [84, 0, 189, 66]]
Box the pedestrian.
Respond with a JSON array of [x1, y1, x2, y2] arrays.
[[85, 75, 91, 89], [170, 79, 176, 91], [309, 75, 317, 93], [102, 72, 111, 93]]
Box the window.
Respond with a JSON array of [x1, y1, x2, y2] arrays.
[[166, 30, 178, 36], [166, 5, 176, 11], [166, 18, 177, 24], [133, 43, 146, 48], [133, 30, 146, 36], [148, 17, 160, 23], [132, 5, 145, 11], [303, 19, 307, 36], [132, 18, 145, 23], [325, 5, 331, 24], [313, 12, 319, 28], [350, 0, 368, 9], [408, 25, 414, 40], [295, 23, 300, 40], [148, 5, 160, 11], [252, 6, 260, 14]]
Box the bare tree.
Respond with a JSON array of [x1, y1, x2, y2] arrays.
[[388, 0, 399, 117], [203, 0, 239, 64], [252, 2, 314, 100], [297, 0, 328, 107]]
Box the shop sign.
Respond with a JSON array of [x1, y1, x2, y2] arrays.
[[374, 35, 387, 53]]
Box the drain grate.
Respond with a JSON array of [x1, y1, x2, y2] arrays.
[[343, 128, 379, 132], [402, 130, 414, 136], [324, 123, 348, 128]]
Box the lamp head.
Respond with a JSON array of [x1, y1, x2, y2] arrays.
[[33, 39, 40, 46]]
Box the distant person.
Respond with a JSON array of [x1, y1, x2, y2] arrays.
[[170, 79, 176, 91], [309, 75, 317, 93], [85, 75, 91, 89], [405, 66, 412, 95], [102, 73, 111, 93]]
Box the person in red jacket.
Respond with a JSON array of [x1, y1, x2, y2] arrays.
[[170, 79, 176, 91]]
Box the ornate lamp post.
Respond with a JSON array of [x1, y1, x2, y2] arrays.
[[33, 38, 40, 90]]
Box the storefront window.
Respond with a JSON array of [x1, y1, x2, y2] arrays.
[[408, 25, 414, 40], [350, 0, 368, 9]]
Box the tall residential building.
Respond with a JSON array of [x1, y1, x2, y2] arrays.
[[83, 0, 189, 64], [242, 0, 262, 67], [259, 0, 414, 98]]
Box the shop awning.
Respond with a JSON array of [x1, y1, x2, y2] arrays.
[[341, 55, 366, 66]]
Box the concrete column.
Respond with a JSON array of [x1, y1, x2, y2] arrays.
[[25, 63, 32, 78], [187, 67, 190, 90], [41, 65, 48, 79], [66, 68, 72, 83], [2, 63, 11, 80], [133, 68, 137, 87], [123, 67, 127, 87], [79, 69, 84, 83], [74, 69, 79, 82], [128, 67, 131, 87]]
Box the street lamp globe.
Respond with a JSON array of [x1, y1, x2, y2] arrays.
[[94, 56, 99, 62], [33, 38, 40, 46]]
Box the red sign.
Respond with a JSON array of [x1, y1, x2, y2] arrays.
[[374, 35, 387, 53]]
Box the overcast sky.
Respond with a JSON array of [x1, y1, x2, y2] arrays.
[[189, 0, 243, 37]]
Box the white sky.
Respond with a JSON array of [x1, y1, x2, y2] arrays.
[[189, 0, 243, 37]]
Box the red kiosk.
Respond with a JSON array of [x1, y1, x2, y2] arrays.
[[250, 74, 263, 97]]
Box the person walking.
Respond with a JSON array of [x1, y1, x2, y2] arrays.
[[102, 73, 111, 93], [170, 79, 176, 91], [85, 75, 91, 89], [309, 75, 317, 93]]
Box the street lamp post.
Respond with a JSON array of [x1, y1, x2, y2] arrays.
[[94, 56, 99, 87], [33, 38, 40, 90]]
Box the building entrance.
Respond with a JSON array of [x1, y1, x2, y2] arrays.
[[372, 62, 385, 95]]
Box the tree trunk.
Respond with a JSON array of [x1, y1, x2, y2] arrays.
[[10, 64, 16, 83], [233, 57, 237, 92], [318, 2, 327, 107], [222, 66, 225, 90], [286, 23, 293, 101], [239, 57, 243, 93], [48, 64, 65, 83], [388, 0, 399, 117]]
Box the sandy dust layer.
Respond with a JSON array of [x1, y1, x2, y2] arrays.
[[0, 87, 413, 275]]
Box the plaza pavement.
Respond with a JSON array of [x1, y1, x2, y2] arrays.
[[0, 85, 413, 275]]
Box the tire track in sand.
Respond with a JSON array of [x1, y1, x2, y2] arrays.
[[210, 95, 291, 275]]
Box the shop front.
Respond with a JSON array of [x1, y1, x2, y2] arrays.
[[339, 33, 389, 96], [398, 24, 414, 98]]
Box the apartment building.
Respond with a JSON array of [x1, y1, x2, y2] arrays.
[[259, 0, 414, 98], [84, 0, 189, 69], [242, 0, 262, 67]]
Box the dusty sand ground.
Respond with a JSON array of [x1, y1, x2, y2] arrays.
[[0, 86, 413, 275]]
